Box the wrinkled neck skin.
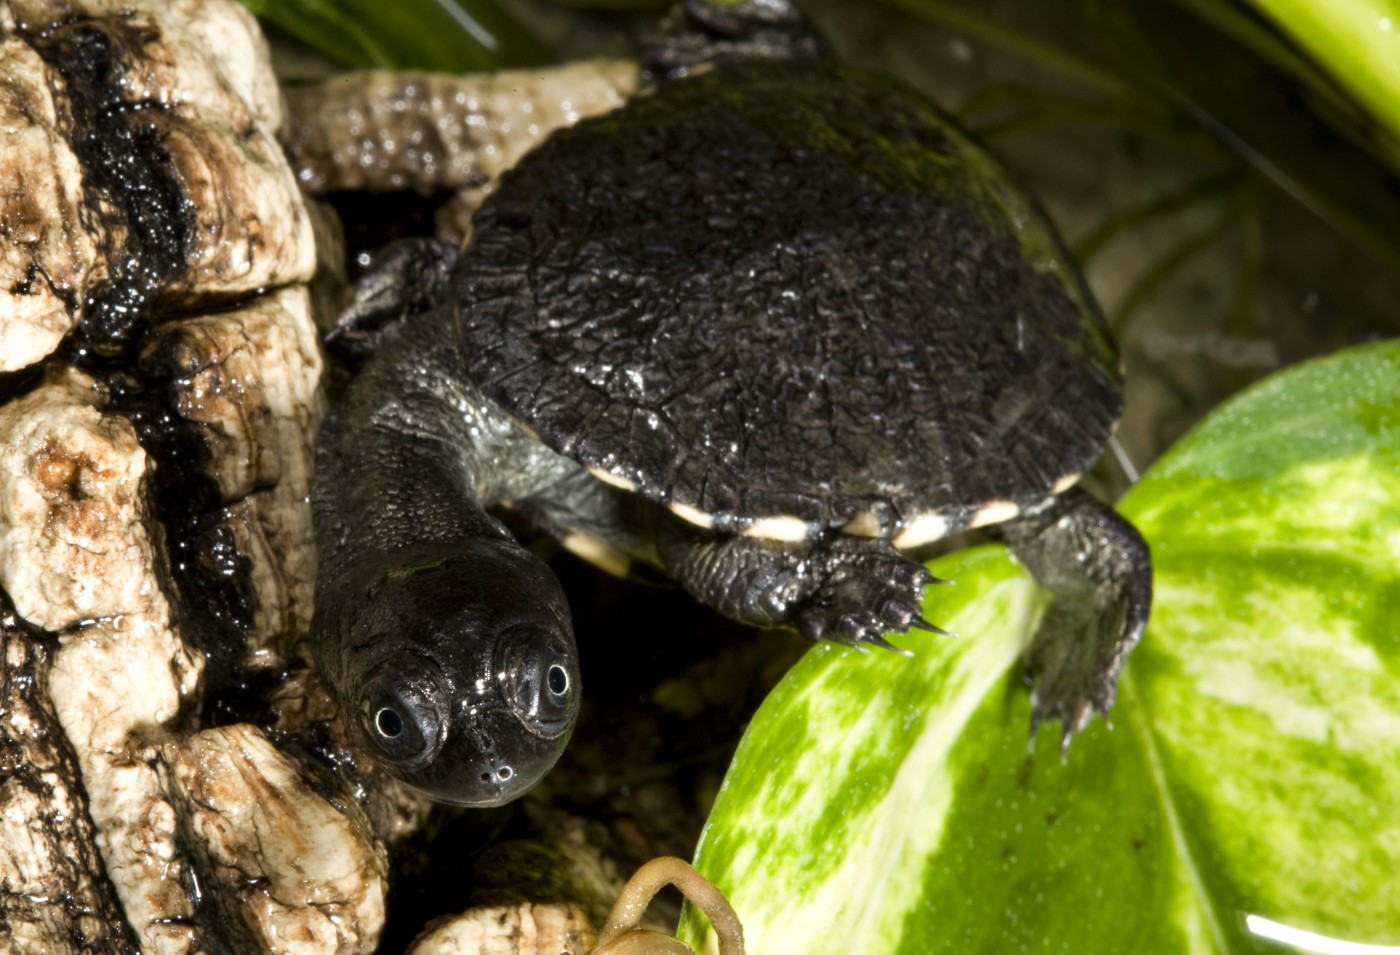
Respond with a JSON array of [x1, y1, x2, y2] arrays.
[[314, 307, 575, 582], [312, 307, 582, 805]]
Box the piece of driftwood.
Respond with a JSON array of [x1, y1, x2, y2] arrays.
[[0, 2, 764, 951], [0, 2, 398, 951]]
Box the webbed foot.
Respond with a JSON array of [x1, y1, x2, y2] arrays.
[[997, 487, 1152, 745], [789, 538, 944, 649], [657, 524, 943, 650]]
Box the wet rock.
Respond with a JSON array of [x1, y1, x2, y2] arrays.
[[407, 903, 597, 955], [0, 2, 767, 950], [0, 0, 314, 366], [284, 60, 638, 196], [0, 1, 391, 952], [159, 724, 387, 954], [0, 375, 162, 630], [0, 372, 204, 953], [0, 38, 96, 372], [0, 609, 139, 955], [284, 60, 640, 244], [138, 285, 324, 666]]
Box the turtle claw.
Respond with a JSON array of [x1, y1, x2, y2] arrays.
[[864, 632, 914, 657], [795, 613, 824, 643], [1024, 595, 1139, 748], [660, 528, 954, 654], [879, 597, 925, 631], [785, 541, 953, 653], [875, 596, 956, 641], [835, 612, 906, 653], [910, 617, 956, 638], [810, 609, 884, 648], [912, 566, 954, 589]]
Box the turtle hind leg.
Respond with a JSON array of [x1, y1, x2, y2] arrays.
[[514, 468, 665, 581], [656, 522, 940, 648], [996, 487, 1152, 745]]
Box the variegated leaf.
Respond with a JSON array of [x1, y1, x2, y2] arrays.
[[682, 341, 1400, 954]]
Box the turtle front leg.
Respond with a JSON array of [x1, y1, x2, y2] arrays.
[[996, 487, 1152, 743], [657, 523, 938, 648]]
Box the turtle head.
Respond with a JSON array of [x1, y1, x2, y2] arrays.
[[311, 539, 580, 805]]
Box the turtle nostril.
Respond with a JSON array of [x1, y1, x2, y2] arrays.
[[497, 766, 513, 781]]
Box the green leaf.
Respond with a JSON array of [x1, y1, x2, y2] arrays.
[[1119, 340, 1400, 944], [1083, 0, 1400, 277], [682, 340, 1400, 953], [1241, 0, 1400, 164], [238, 0, 549, 72], [876, 0, 1400, 276]]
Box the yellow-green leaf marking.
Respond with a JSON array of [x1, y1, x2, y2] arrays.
[[1120, 340, 1400, 947], [683, 341, 1400, 953]]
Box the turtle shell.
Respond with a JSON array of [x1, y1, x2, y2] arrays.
[[454, 60, 1121, 545]]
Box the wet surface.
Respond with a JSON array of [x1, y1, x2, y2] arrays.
[[22, 16, 194, 363]]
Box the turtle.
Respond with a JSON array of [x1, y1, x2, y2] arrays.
[[310, 0, 1152, 806]]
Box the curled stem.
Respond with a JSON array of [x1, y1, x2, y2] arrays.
[[592, 857, 744, 955]]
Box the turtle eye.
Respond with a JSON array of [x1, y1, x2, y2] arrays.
[[362, 684, 436, 764], [496, 633, 579, 739], [357, 655, 448, 770], [547, 663, 570, 698], [374, 705, 404, 739]]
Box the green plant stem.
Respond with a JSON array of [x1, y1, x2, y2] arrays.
[[1111, 200, 1241, 335], [1075, 171, 1240, 263], [872, 0, 1137, 102]]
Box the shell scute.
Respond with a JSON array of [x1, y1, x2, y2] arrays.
[[456, 61, 1120, 540]]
